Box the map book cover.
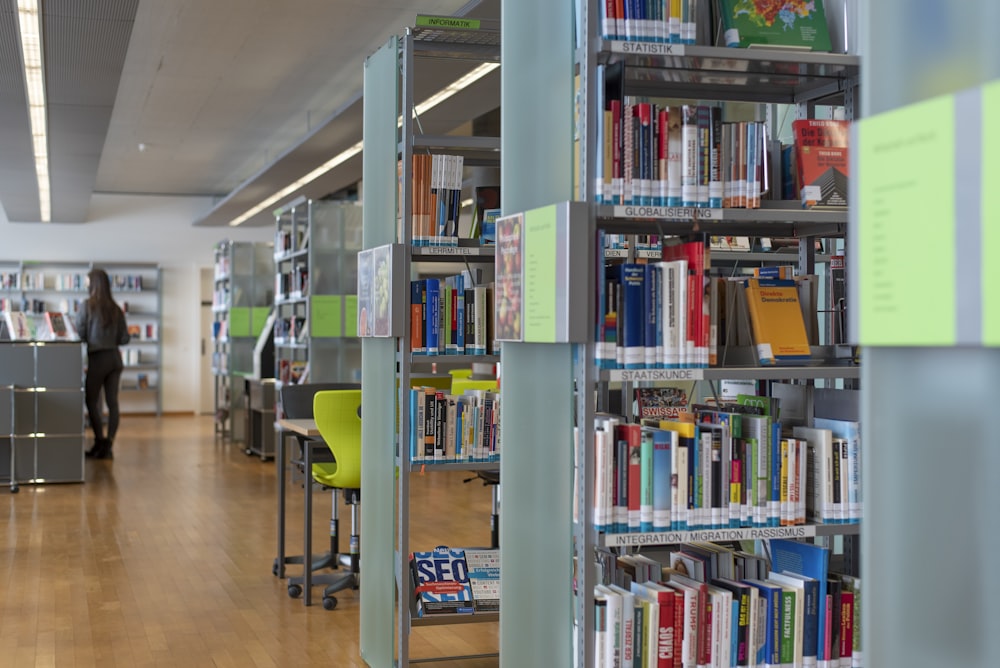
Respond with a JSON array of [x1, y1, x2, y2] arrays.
[[719, 0, 833, 52]]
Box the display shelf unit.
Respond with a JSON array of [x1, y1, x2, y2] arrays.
[[0, 342, 85, 485], [0, 260, 163, 415], [271, 198, 362, 394], [212, 241, 274, 441], [361, 16, 501, 668], [493, 3, 863, 665]]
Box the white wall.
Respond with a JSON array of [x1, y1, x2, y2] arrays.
[[1, 194, 273, 413]]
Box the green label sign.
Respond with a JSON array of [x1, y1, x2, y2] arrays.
[[415, 15, 480, 30], [983, 81, 1000, 346], [523, 205, 558, 343]]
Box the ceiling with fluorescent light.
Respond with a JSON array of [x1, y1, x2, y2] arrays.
[[0, 0, 500, 226]]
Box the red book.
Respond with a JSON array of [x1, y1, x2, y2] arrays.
[[632, 581, 676, 668], [616, 423, 642, 533], [792, 119, 849, 208], [840, 590, 854, 661]]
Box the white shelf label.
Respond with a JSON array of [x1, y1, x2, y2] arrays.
[[606, 525, 817, 547], [612, 41, 686, 57], [614, 205, 722, 220], [612, 368, 704, 382]]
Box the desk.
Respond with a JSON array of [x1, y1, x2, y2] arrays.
[[275, 418, 326, 605]]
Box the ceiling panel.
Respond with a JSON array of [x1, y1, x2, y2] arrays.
[[0, 0, 500, 224]]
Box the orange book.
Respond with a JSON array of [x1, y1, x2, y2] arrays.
[[743, 278, 811, 365]]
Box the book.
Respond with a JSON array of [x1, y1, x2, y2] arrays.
[[409, 546, 474, 616], [464, 548, 500, 613], [44, 311, 76, 340], [634, 386, 690, 421], [792, 119, 849, 208], [743, 278, 811, 365], [494, 213, 523, 342], [718, 0, 833, 52], [771, 539, 829, 666], [2, 311, 34, 341]]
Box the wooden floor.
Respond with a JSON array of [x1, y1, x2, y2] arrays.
[[0, 416, 499, 668]]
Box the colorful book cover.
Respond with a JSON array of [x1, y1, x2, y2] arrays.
[[792, 119, 849, 207], [424, 278, 441, 354], [743, 278, 811, 365], [464, 548, 500, 612], [619, 264, 646, 369], [718, 0, 832, 52], [771, 539, 829, 665], [372, 244, 392, 337], [634, 386, 689, 421], [494, 213, 523, 342], [410, 546, 474, 615]]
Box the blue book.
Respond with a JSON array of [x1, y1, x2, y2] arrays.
[[424, 279, 440, 355], [409, 388, 420, 462], [618, 264, 646, 369], [454, 274, 465, 354], [743, 579, 784, 668], [410, 547, 474, 616], [771, 540, 829, 665], [650, 427, 673, 532], [768, 571, 819, 667], [644, 264, 658, 368], [770, 421, 782, 527]]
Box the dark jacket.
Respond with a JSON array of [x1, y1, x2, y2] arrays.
[[75, 302, 130, 353]]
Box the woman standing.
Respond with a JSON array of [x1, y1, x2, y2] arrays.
[[75, 268, 130, 459]]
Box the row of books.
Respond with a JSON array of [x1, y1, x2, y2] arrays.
[[594, 85, 770, 210], [273, 315, 307, 343], [410, 274, 496, 356], [600, 0, 698, 44], [598, 242, 821, 368], [595, 539, 859, 667], [126, 323, 158, 341], [592, 400, 861, 533], [123, 349, 142, 366], [409, 546, 499, 616], [0, 271, 148, 292], [407, 153, 465, 247], [599, 0, 833, 52], [0, 271, 43, 290], [408, 386, 499, 464], [275, 266, 309, 300], [273, 228, 306, 257]]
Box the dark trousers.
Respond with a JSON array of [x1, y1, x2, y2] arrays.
[[86, 349, 123, 443]]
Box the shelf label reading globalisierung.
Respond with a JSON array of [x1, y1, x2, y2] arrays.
[[858, 94, 956, 346], [614, 205, 722, 220], [613, 368, 704, 382], [606, 525, 820, 547], [611, 41, 685, 57]]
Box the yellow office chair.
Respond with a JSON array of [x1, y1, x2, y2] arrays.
[[452, 375, 501, 549], [309, 389, 362, 610]]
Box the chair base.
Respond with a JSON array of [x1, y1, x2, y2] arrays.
[[272, 551, 339, 577]]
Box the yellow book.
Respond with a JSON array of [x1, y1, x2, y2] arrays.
[[743, 278, 811, 365]]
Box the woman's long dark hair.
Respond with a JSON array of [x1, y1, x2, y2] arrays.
[[87, 268, 120, 326]]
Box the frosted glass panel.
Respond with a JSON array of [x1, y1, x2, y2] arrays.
[[360, 36, 397, 668], [863, 349, 1000, 668]]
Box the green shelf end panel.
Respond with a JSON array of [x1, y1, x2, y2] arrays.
[[228, 306, 271, 338], [309, 294, 358, 338]]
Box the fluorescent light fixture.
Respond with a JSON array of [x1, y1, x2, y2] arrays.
[[229, 62, 500, 226], [16, 0, 50, 222]]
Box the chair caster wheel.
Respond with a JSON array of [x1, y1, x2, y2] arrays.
[[245, 448, 252, 456], [10, 485, 18, 494], [288, 584, 303, 598], [272, 560, 280, 577], [322, 596, 338, 610]]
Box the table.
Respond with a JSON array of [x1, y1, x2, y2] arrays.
[[275, 418, 326, 605]]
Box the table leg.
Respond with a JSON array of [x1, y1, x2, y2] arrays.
[[276, 429, 286, 578], [304, 438, 312, 606]]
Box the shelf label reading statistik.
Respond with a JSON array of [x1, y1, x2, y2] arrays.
[[858, 95, 956, 346], [610, 41, 685, 57]]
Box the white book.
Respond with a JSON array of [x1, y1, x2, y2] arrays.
[[794, 426, 836, 524], [595, 588, 609, 667], [672, 436, 689, 530], [596, 584, 623, 668], [607, 584, 636, 668], [594, 426, 613, 532]]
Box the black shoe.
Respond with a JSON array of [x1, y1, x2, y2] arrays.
[[85, 439, 107, 458]]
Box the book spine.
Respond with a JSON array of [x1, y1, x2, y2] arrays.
[[651, 429, 672, 531], [411, 280, 426, 354], [657, 107, 669, 206], [697, 105, 711, 208], [639, 428, 654, 532], [455, 277, 465, 354], [644, 264, 658, 368], [620, 264, 645, 369], [667, 105, 682, 206], [681, 105, 699, 207]]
